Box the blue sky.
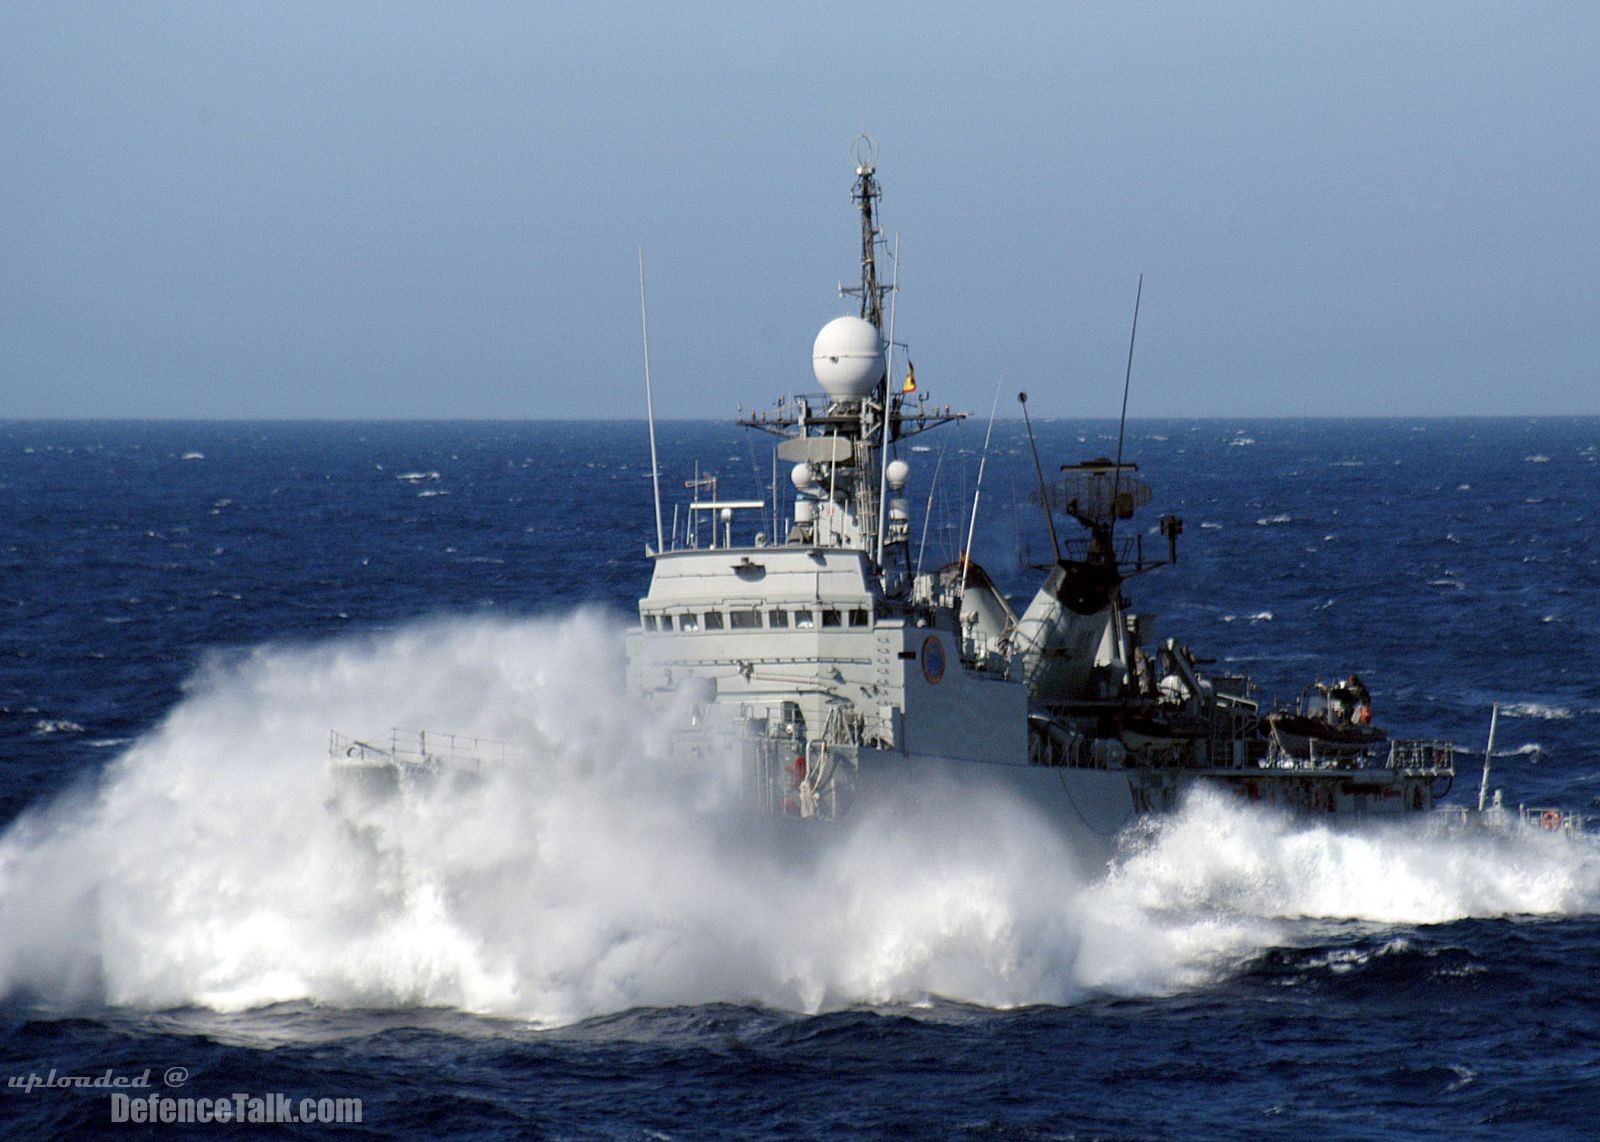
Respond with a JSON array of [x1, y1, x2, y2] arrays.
[[2, 2, 1595, 419]]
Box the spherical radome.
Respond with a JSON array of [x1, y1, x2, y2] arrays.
[[811, 316, 883, 399], [886, 459, 911, 489]]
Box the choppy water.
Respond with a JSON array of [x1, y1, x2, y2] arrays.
[[2, 418, 1598, 1137]]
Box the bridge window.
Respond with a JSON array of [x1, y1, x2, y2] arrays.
[[679, 614, 698, 632], [703, 611, 724, 630], [821, 609, 842, 628], [768, 608, 789, 628], [730, 609, 759, 629], [795, 610, 815, 629], [643, 615, 657, 632], [849, 608, 870, 627]]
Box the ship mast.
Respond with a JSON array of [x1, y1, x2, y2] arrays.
[[842, 136, 889, 333], [735, 140, 963, 575], [843, 138, 898, 568]]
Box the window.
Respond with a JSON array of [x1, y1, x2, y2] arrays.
[[643, 615, 657, 632], [679, 614, 698, 632], [795, 610, 815, 629], [849, 608, 870, 627], [768, 609, 789, 628], [704, 611, 724, 630], [821, 610, 842, 628], [730, 609, 759, 629]]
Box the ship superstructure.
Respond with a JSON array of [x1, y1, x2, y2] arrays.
[[624, 142, 1454, 840]]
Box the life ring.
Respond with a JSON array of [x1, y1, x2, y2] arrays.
[[1541, 808, 1562, 831]]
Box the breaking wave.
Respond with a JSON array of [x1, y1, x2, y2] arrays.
[[1, 614, 1597, 1025], [1108, 794, 1600, 926]]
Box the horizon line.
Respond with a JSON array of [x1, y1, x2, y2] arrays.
[[5, 413, 1600, 425]]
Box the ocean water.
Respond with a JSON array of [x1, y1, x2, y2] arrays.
[[2, 417, 1598, 1138]]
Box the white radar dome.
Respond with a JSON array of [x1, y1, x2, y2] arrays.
[[790, 462, 814, 490], [886, 458, 911, 489], [811, 316, 884, 399]]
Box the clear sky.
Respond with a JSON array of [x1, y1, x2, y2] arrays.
[[2, 2, 1596, 420]]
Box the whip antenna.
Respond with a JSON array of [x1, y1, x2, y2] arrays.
[[639, 248, 665, 553], [1108, 273, 1143, 545], [960, 379, 1004, 598], [916, 438, 950, 577], [1019, 391, 1061, 563], [1478, 702, 1499, 813]]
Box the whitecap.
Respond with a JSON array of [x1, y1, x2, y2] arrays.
[[1500, 702, 1572, 720]]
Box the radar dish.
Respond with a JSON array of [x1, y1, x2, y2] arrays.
[[1034, 462, 1152, 524]]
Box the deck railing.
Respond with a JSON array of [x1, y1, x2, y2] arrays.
[[329, 728, 526, 773], [1385, 739, 1456, 775]]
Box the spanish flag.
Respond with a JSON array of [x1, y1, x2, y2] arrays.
[[901, 360, 917, 394]]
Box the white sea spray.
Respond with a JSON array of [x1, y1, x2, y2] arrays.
[[1, 613, 1597, 1025]]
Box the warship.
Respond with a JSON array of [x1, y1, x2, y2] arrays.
[[620, 140, 1458, 848]]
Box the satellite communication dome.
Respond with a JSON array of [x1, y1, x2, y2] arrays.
[[790, 462, 814, 490], [885, 459, 911, 489], [812, 316, 884, 399]]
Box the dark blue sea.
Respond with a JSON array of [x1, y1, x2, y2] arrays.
[[2, 418, 1598, 1139]]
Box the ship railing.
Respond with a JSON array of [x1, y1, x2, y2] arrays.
[[959, 637, 1012, 679], [1385, 739, 1456, 775], [329, 728, 527, 774], [1518, 805, 1589, 834], [1262, 742, 1355, 771], [1435, 802, 1588, 835], [1020, 533, 1160, 573]]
